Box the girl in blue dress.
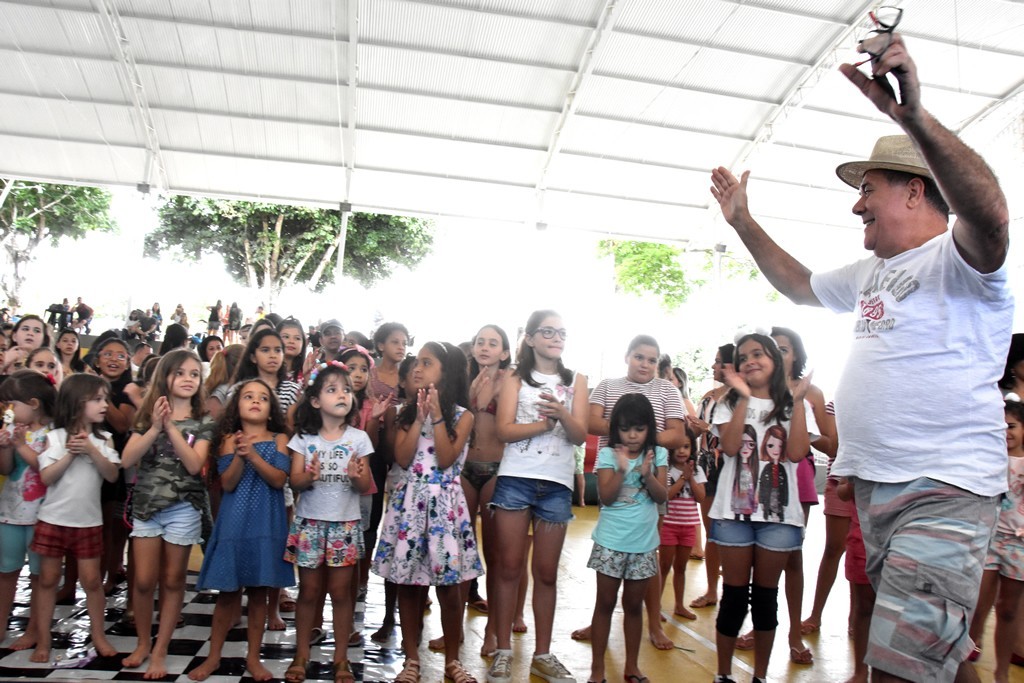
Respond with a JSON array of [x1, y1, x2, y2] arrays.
[[189, 379, 293, 683]]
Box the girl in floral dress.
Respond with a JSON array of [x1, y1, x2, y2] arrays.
[[372, 342, 482, 683]]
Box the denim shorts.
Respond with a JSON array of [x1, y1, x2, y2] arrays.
[[131, 501, 202, 546], [710, 518, 803, 552], [0, 523, 40, 574], [490, 475, 573, 524]]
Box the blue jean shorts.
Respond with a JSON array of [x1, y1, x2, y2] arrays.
[[131, 501, 202, 546], [710, 518, 803, 552], [490, 476, 573, 524], [0, 523, 40, 574]]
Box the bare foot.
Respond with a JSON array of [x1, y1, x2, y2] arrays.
[[512, 617, 528, 634], [123, 642, 151, 668], [570, 625, 591, 641], [480, 633, 497, 657], [29, 646, 50, 663], [144, 652, 168, 680], [428, 635, 445, 651], [9, 632, 37, 651], [247, 656, 273, 681], [660, 614, 667, 622], [92, 635, 118, 657], [188, 656, 221, 681], [370, 623, 393, 643], [673, 608, 697, 620], [266, 614, 286, 631], [649, 627, 674, 650]]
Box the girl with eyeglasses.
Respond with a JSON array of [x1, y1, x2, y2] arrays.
[[92, 337, 137, 598], [487, 310, 588, 683]]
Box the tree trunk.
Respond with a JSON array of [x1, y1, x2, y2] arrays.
[[280, 246, 316, 290], [242, 237, 258, 290], [306, 229, 344, 291]]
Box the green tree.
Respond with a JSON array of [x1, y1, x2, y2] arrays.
[[148, 197, 434, 306], [598, 240, 763, 310], [598, 240, 704, 310], [0, 180, 115, 308]]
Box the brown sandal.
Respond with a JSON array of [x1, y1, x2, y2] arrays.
[[332, 660, 355, 683], [284, 656, 308, 683], [444, 659, 478, 683], [395, 658, 421, 683]]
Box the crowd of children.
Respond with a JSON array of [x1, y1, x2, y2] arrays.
[[0, 310, 1021, 683]]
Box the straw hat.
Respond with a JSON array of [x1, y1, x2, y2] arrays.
[[835, 135, 933, 188]]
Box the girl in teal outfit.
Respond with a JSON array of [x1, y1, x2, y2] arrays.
[[588, 393, 668, 683]]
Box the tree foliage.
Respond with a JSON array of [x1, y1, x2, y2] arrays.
[[0, 180, 115, 307], [147, 197, 434, 304], [598, 239, 763, 310], [598, 240, 700, 310]]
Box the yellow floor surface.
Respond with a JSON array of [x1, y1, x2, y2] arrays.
[[185, 504, 1023, 682]]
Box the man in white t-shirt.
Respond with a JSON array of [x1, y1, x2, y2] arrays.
[[707, 31, 1010, 683]]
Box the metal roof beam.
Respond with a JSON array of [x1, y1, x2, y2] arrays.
[[536, 0, 621, 196], [732, 0, 876, 169], [341, 0, 357, 200], [93, 0, 168, 190]]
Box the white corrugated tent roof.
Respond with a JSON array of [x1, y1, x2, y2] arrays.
[[0, 0, 1022, 247]]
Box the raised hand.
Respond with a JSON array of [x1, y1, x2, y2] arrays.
[[153, 396, 172, 431], [307, 452, 321, 480], [710, 167, 752, 228], [840, 32, 920, 124], [639, 448, 655, 480], [425, 384, 442, 422], [721, 363, 751, 398], [371, 392, 395, 420], [613, 445, 632, 473], [416, 388, 431, 424], [347, 454, 365, 480], [682, 458, 695, 480], [792, 371, 813, 403]]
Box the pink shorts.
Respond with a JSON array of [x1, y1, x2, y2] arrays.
[[797, 455, 818, 505], [844, 509, 869, 585], [823, 477, 855, 517], [659, 522, 697, 547]]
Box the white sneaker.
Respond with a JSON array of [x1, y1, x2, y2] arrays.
[[530, 653, 576, 683], [487, 649, 513, 683]]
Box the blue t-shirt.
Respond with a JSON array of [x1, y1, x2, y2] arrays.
[[592, 445, 668, 553]]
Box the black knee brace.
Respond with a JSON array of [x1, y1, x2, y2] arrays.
[[716, 583, 750, 637], [750, 584, 779, 631]]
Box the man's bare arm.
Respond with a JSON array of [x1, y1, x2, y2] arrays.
[[709, 167, 822, 306], [840, 34, 1009, 273]]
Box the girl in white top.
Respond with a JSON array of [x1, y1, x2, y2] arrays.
[[489, 310, 588, 683], [284, 361, 372, 683], [709, 333, 815, 683], [0, 371, 56, 651], [30, 374, 120, 664]]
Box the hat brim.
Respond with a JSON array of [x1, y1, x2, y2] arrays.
[[835, 160, 934, 189]]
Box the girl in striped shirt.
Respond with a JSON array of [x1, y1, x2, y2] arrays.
[[659, 425, 706, 620]]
